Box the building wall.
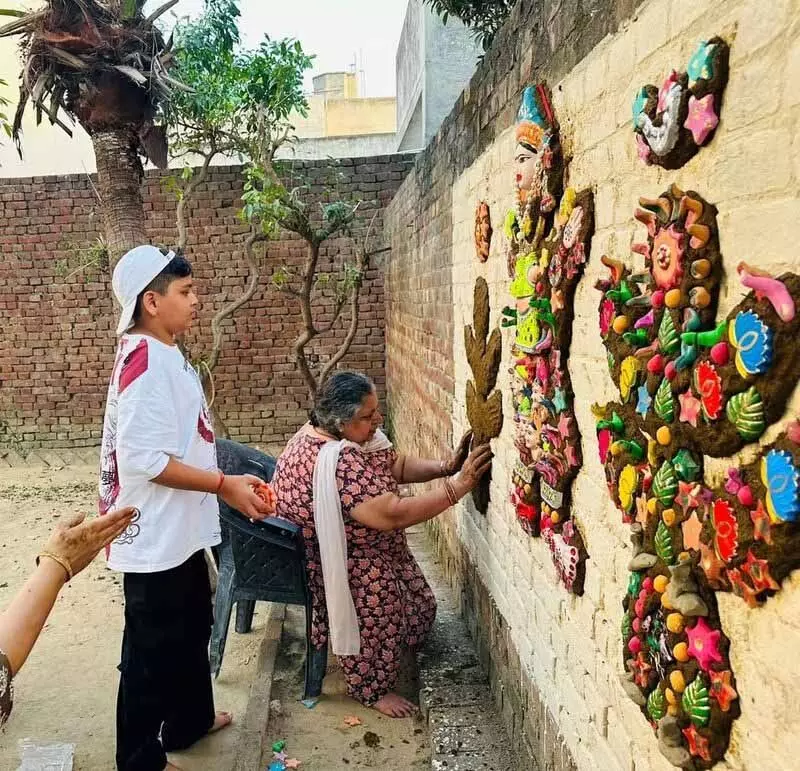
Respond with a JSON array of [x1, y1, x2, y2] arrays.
[[275, 133, 398, 161], [386, 0, 800, 769], [324, 97, 397, 137], [0, 154, 416, 451]]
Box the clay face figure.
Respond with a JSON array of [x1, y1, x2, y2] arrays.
[[502, 83, 595, 595]]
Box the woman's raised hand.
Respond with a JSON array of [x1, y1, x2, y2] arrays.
[[443, 430, 473, 476], [41, 507, 137, 579], [455, 442, 493, 493]]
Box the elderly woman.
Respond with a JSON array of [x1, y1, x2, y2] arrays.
[[271, 371, 492, 717], [0, 507, 135, 728]]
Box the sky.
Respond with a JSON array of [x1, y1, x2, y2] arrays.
[[150, 0, 412, 97]]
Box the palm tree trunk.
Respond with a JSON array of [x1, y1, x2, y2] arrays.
[[92, 129, 147, 264]]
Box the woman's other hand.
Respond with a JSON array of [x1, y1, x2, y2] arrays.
[[455, 443, 493, 493], [42, 507, 137, 579], [443, 430, 473, 476]]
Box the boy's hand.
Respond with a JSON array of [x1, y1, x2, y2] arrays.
[[219, 474, 273, 520]]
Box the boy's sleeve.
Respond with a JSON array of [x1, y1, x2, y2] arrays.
[[116, 345, 181, 482]]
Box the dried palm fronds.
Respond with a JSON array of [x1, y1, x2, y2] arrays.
[[0, 0, 187, 166]]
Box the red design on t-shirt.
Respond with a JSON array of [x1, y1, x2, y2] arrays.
[[119, 339, 149, 394], [197, 407, 214, 443]]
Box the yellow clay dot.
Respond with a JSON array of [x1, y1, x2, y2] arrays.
[[666, 613, 685, 634], [673, 642, 690, 662], [524, 484, 532, 496], [667, 704, 679, 717], [665, 688, 677, 705], [656, 427, 672, 445], [669, 670, 686, 693], [653, 575, 669, 594], [613, 315, 629, 334], [661, 594, 674, 610], [550, 511, 561, 524], [542, 503, 550, 516], [662, 508, 676, 527], [665, 289, 683, 309], [647, 498, 659, 515], [679, 551, 690, 562]]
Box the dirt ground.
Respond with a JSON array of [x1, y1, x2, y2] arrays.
[[0, 465, 267, 771], [265, 606, 430, 771]]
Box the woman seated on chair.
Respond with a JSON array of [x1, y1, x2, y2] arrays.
[[271, 371, 492, 717]]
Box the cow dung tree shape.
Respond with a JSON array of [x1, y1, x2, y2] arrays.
[[501, 84, 595, 594], [465, 276, 503, 513], [595, 182, 800, 769]]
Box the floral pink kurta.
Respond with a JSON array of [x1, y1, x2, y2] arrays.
[[272, 432, 436, 705]]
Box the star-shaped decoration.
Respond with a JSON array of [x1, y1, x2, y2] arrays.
[[681, 511, 703, 551], [709, 669, 738, 712], [727, 567, 760, 608], [553, 388, 568, 413], [750, 500, 773, 545], [678, 390, 701, 427], [343, 716, 363, 727], [631, 651, 653, 688], [285, 760, 302, 770], [682, 724, 712, 762], [636, 385, 652, 419], [676, 481, 702, 514], [742, 549, 780, 594], [557, 412, 572, 438], [684, 93, 719, 145], [686, 617, 724, 671], [672, 449, 701, 482], [699, 542, 726, 585]]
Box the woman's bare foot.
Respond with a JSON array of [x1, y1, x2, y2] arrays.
[[373, 693, 418, 718], [209, 710, 233, 734]]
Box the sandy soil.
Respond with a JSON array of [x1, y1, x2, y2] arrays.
[[0, 465, 267, 771], [264, 605, 430, 771]]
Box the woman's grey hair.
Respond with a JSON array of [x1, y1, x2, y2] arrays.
[[310, 371, 375, 437]]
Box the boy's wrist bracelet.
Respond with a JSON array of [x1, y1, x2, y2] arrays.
[[215, 470, 226, 494]]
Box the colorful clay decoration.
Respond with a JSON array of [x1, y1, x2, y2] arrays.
[[464, 277, 504, 513], [475, 201, 493, 262], [633, 38, 729, 169], [597, 183, 800, 769], [503, 83, 594, 594]]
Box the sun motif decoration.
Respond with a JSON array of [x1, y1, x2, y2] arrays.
[[595, 183, 800, 768]]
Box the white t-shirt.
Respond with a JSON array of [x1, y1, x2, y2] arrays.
[[98, 333, 221, 573]]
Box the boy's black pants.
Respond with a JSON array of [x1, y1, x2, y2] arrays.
[[116, 550, 215, 771]]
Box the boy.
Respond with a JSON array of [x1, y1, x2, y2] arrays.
[[99, 245, 272, 771]]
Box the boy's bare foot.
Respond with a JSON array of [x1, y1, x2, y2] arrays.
[[165, 763, 183, 770], [373, 693, 417, 718], [209, 710, 233, 734]]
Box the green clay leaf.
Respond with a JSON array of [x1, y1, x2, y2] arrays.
[[654, 378, 675, 422], [655, 520, 675, 565], [726, 386, 766, 442]]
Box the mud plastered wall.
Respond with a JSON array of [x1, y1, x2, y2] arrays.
[[389, 0, 800, 768]]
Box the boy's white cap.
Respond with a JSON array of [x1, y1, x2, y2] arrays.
[[112, 245, 175, 337]]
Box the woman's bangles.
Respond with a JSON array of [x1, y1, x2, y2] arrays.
[[443, 477, 459, 506]]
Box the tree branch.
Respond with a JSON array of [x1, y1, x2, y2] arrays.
[[292, 239, 323, 397], [176, 144, 217, 252], [206, 229, 266, 373]]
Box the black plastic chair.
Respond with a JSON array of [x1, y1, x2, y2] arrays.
[[211, 438, 327, 701]]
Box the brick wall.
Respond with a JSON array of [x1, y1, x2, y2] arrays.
[[0, 154, 416, 451], [386, 0, 800, 770]]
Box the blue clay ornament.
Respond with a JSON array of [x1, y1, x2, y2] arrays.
[[687, 41, 717, 87], [729, 310, 773, 378], [632, 87, 649, 123], [761, 449, 800, 523], [636, 385, 652, 419]]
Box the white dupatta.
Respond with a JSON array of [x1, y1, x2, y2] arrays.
[[311, 425, 393, 656]]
